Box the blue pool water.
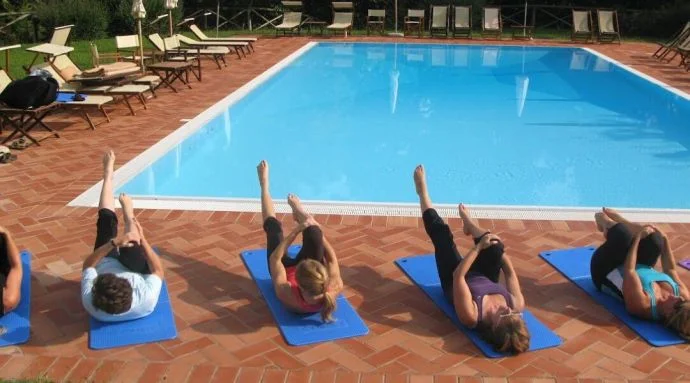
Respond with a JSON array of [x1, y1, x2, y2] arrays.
[[120, 43, 690, 209]]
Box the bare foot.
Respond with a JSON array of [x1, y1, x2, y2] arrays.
[[119, 193, 134, 216], [594, 212, 606, 233], [288, 193, 309, 223], [103, 150, 115, 177], [257, 160, 269, 189], [602, 207, 625, 223], [413, 165, 428, 196], [458, 203, 472, 236]]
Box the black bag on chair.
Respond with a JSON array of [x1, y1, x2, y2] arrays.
[[0, 75, 59, 109]]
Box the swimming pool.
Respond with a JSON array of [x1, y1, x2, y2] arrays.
[[71, 42, 690, 221]]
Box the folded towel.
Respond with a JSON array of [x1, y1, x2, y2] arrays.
[[81, 67, 105, 78]]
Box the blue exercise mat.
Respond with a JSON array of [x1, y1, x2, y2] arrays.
[[241, 245, 369, 346], [0, 251, 31, 347], [89, 279, 177, 350], [395, 255, 562, 358], [540, 246, 687, 346]]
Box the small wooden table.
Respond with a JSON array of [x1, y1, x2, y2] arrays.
[[511, 25, 534, 40], [146, 62, 193, 93]]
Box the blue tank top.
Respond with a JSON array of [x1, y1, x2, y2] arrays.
[[466, 272, 513, 323], [635, 265, 680, 320]]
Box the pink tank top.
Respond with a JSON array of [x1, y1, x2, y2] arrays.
[[286, 266, 322, 312]]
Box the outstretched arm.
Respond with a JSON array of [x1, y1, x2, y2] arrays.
[[135, 221, 164, 278], [323, 237, 343, 295], [1, 228, 22, 312], [501, 254, 525, 311], [453, 245, 480, 327], [622, 228, 650, 314], [269, 223, 307, 293], [655, 228, 690, 300], [82, 231, 140, 270]]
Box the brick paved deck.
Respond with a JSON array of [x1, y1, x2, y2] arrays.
[[1, 36, 690, 383]]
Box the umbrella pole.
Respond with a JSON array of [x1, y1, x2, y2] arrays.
[[394, 0, 398, 33], [168, 9, 174, 36], [523, 2, 528, 38], [138, 18, 145, 73], [216, 1, 220, 37]]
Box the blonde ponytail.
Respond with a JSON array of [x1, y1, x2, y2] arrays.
[[296, 259, 337, 323]]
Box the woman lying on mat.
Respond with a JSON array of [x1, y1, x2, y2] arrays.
[[0, 226, 22, 316], [593, 208, 690, 339], [413, 165, 530, 354], [81, 150, 165, 322], [257, 160, 343, 322]]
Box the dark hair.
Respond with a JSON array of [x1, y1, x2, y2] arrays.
[[665, 301, 690, 340], [478, 315, 531, 354], [92, 273, 133, 314]]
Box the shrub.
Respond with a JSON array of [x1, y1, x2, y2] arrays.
[[104, 0, 185, 36], [33, 0, 108, 40]]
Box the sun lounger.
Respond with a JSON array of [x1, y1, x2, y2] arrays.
[[653, 22, 690, 60], [571, 10, 594, 43], [162, 35, 228, 72], [430, 5, 449, 37], [189, 24, 256, 51], [327, 2, 353, 37], [175, 34, 247, 59], [404, 9, 425, 37], [49, 25, 73, 46], [115, 35, 154, 64], [275, 12, 302, 35], [366, 9, 385, 35], [452, 6, 472, 38], [148, 34, 202, 81], [482, 7, 502, 39], [596, 9, 621, 44]]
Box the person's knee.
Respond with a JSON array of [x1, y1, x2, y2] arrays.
[[3, 290, 20, 312]]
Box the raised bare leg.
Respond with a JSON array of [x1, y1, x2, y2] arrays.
[[99, 150, 116, 211], [458, 204, 486, 238], [258, 160, 275, 221], [118, 193, 137, 237], [603, 207, 645, 233], [287, 194, 310, 224], [414, 165, 433, 213]]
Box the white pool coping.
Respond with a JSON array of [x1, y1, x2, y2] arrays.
[[69, 42, 690, 223]]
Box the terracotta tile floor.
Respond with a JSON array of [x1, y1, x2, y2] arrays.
[[1, 36, 690, 383]]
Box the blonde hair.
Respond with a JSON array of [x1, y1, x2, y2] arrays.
[[479, 315, 531, 354], [296, 259, 336, 322], [665, 301, 690, 340]]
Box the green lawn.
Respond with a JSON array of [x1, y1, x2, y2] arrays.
[[2, 27, 656, 80], [0, 378, 53, 383]]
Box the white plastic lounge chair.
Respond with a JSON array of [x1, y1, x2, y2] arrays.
[[405, 9, 425, 37], [596, 10, 621, 44], [430, 5, 449, 37], [148, 33, 202, 81], [653, 22, 690, 60], [115, 35, 153, 64], [275, 12, 302, 35], [163, 35, 229, 71], [366, 10, 385, 35], [327, 2, 354, 37], [482, 7, 502, 39], [571, 10, 593, 43], [189, 24, 256, 51], [452, 6, 471, 38], [176, 34, 247, 59]]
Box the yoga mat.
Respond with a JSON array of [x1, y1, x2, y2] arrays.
[[540, 246, 687, 346], [241, 245, 369, 346], [679, 259, 690, 271], [0, 250, 31, 347], [396, 254, 562, 358]]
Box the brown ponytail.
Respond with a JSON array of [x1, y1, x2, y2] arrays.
[[296, 259, 337, 323]]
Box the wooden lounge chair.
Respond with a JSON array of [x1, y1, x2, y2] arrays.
[[175, 34, 248, 59], [189, 24, 256, 51], [49, 25, 73, 46], [327, 2, 354, 37], [115, 35, 155, 64], [430, 5, 449, 38], [596, 10, 621, 44], [571, 10, 594, 43], [452, 6, 472, 38], [275, 1, 303, 36], [481, 7, 502, 39], [148, 33, 202, 81], [653, 22, 690, 61], [163, 35, 229, 71], [366, 9, 385, 35], [405, 9, 425, 37]]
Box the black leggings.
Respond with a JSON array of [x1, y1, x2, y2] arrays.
[[590, 223, 663, 298], [0, 233, 9, 316], [422, 208, 505, 301], [264, 217, 325, 269], [95, 208, 150, 274]]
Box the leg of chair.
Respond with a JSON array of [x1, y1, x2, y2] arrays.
[[121, 95, 136, 116], [100, 106, 111, 123], [82, 110, 96, 130]]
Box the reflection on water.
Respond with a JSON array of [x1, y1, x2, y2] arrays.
[[482, 47, 500, 67], [431, 46, 447, 67], [453, 47, 469, 67], [223, 109, 232, 149]]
